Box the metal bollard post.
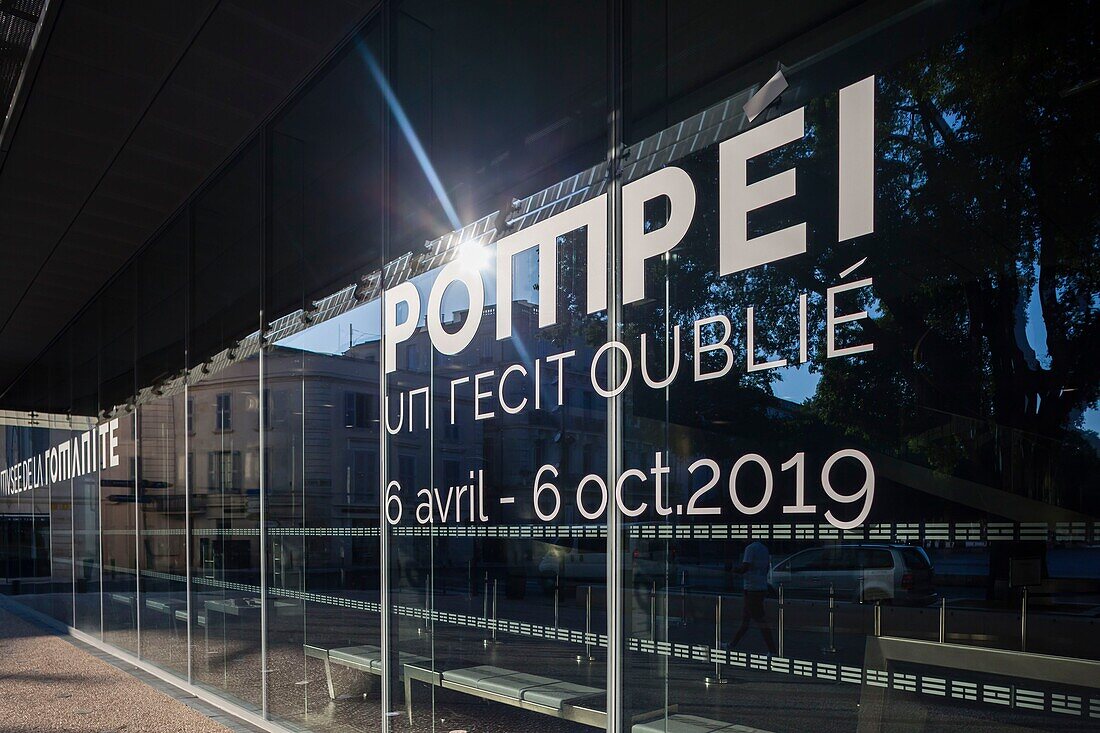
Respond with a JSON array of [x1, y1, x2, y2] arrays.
[[576, 585, 596, 662], [874, 600, 881, 637], [823, 584, 837, 653], [705, 595, 728, 684], [938, 597, 946, 643], [778, 584, 785, 658], [1021, 587, 1028, 652]]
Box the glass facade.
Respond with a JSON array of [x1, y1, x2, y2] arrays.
[[2, 2, 1099, 731]]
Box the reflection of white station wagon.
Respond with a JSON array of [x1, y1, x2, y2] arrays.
[[536, 538, 606, 593], [768, 544, 937, 605], [535, 538, 669, 593]]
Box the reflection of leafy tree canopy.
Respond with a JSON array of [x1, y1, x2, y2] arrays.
[[813, 2, 1099, 509], [611, 3, 1099, 511]]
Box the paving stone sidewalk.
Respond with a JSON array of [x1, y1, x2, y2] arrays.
[[0, 602, 254, 733]]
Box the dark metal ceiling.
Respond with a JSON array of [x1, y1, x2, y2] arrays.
[[0, 0, 375, 407]]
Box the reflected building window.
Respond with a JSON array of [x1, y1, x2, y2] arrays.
[[348, 449, 377, 504], [344, 391, 375, 430], [207, 450, 241, 491], [398, 454, 416, 492], [441, 459, 460, 489], [263, 389, 287, 431], [443, 420, 460, 442], [215, 393, 231, 431]]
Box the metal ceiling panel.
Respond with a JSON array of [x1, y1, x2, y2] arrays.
[[0, 0, 377, 407]]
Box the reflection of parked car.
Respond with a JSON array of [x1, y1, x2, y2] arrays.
[[535, 538, 674, 594], [768, 544, 937, 605], [536, 538, 606, 594]]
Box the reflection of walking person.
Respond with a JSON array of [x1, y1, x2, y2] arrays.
[[729, 540, 777, 655]]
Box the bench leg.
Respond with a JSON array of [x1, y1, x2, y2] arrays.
[[323, 658, 337, 701], [327, 664, 372, 700], [405, 673, 413, 725]]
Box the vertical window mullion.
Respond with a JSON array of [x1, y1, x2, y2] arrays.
[[606, 0, 625, 729]]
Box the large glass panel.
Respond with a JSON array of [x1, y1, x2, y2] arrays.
[[136, 215, 190, 676], [264, 18, 386, 731], [17, 366, 55, 619], [620, 1, 1100, 731], [100, 265, 139, 654], [0, 405, 51, 601], [188, 140, 264, 710], [72, 307, 103, 635], [388, 0, 608, 256], [44, 336, 75, 627], [385, 2, 610, 730], [2, 4, 1096, 733], [624, 0, 907, 145]]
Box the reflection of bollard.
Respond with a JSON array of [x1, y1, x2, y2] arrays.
[[554, 570, 560, 632], [677, 570, 688, 627], [492, 579, 501, 644], [483, 578, 503, 647], [483, 573, 489, 622], [650, 581, 657, 640], [822, 585, 837, 654], [705, 595, 728, 684], [482, 573, 500, 647], [778, 584, 785, 658], [419, 574, 430, 636], [1021, 587, 1028, 652], [576, 586, 596, 663], [938, 597, 946, 643]]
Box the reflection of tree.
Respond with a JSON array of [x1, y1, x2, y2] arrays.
[[813, 2, 1099, 511], [626, 2, 1099, 513]]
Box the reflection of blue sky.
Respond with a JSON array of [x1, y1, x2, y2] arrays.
[[276, 298, 382, 355], [1023, 262, 1099, 435], [775, 363, 820, 405], [1023, 262, 1052, 370], [275, 242, 540, 356]]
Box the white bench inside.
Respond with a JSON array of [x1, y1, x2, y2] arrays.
[[309, 644, 431, 700]]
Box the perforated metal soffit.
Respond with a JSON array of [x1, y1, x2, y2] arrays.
[[0, 0, 43, 118]]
